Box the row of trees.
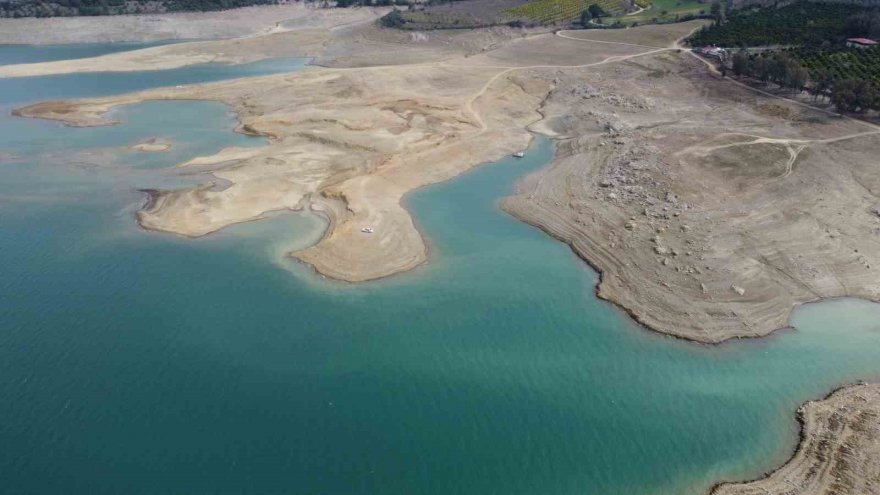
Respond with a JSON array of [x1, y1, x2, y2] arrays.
[[689, 1, 865, 48], [731, 52, 810, 92], [829, 79, 879, 113], [844, 10, 880, 39], [729, 51, 878, 113]]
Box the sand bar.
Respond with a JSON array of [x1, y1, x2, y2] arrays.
[[130, 138, 171, 152]]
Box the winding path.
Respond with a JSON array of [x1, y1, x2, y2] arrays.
[[460, 46, 672, 132], [543, 30, 880, 171]]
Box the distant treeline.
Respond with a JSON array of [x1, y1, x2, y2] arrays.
[[691, 1, 880, 114], [689, 1, 872, 47], [0, 0, 278, 17], [730, 50, 879, 112]]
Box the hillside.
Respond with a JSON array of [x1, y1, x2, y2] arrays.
[[0, 0, 279, 17]]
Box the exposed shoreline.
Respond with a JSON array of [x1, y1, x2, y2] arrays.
[[709, 382, 880, 495], [10, 18, 880, 341], [501, 47, 880, 343], [15, 61, 549, 281], [0, 4, 386, 45], [507, 194, 880, 346], [6, 14, 880, 495], [12, 18, 880, 338]]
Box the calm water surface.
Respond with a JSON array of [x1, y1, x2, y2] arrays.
[[1, 45, 879, 495], [0, 41, 179, 65]]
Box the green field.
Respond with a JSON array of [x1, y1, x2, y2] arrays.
[[505, 0, 706, 25], [505, 0, 629, 23], [608, 0, 706, 25]]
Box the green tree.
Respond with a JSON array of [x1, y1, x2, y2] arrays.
[[831, 79, 859, 112], [732, 51, 748, 77], [852, 79, 878, 112], [810, 68, 832, 102], [710, 0, 723, 25], [580, 8, 592, 25], [588, 3, 604, 18], [753, 55, 771, 83], [789, 66, 809, 93], [831, 84, 851, 112], [380, 8, 405, 27], [844, 11, 880, 38]]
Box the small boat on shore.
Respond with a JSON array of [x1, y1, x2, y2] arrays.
[[513, 151, 525, 158]]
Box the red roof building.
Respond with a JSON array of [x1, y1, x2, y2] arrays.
[[846, 38, 878, 48]]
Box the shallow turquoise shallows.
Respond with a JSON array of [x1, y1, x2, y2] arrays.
[[1, 45, 879, 495], [0, 41, 180, 66]]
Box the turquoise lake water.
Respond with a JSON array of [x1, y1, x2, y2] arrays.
[[1, 44, 880, 495], [0, 41, 179, 65]]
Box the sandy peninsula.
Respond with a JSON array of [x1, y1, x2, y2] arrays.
[[711, 383, 880, 495], [11, 20, 675, 282], [15, 54, 556, 280]]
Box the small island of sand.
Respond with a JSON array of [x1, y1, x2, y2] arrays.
[[130, 138, 171, 152]]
